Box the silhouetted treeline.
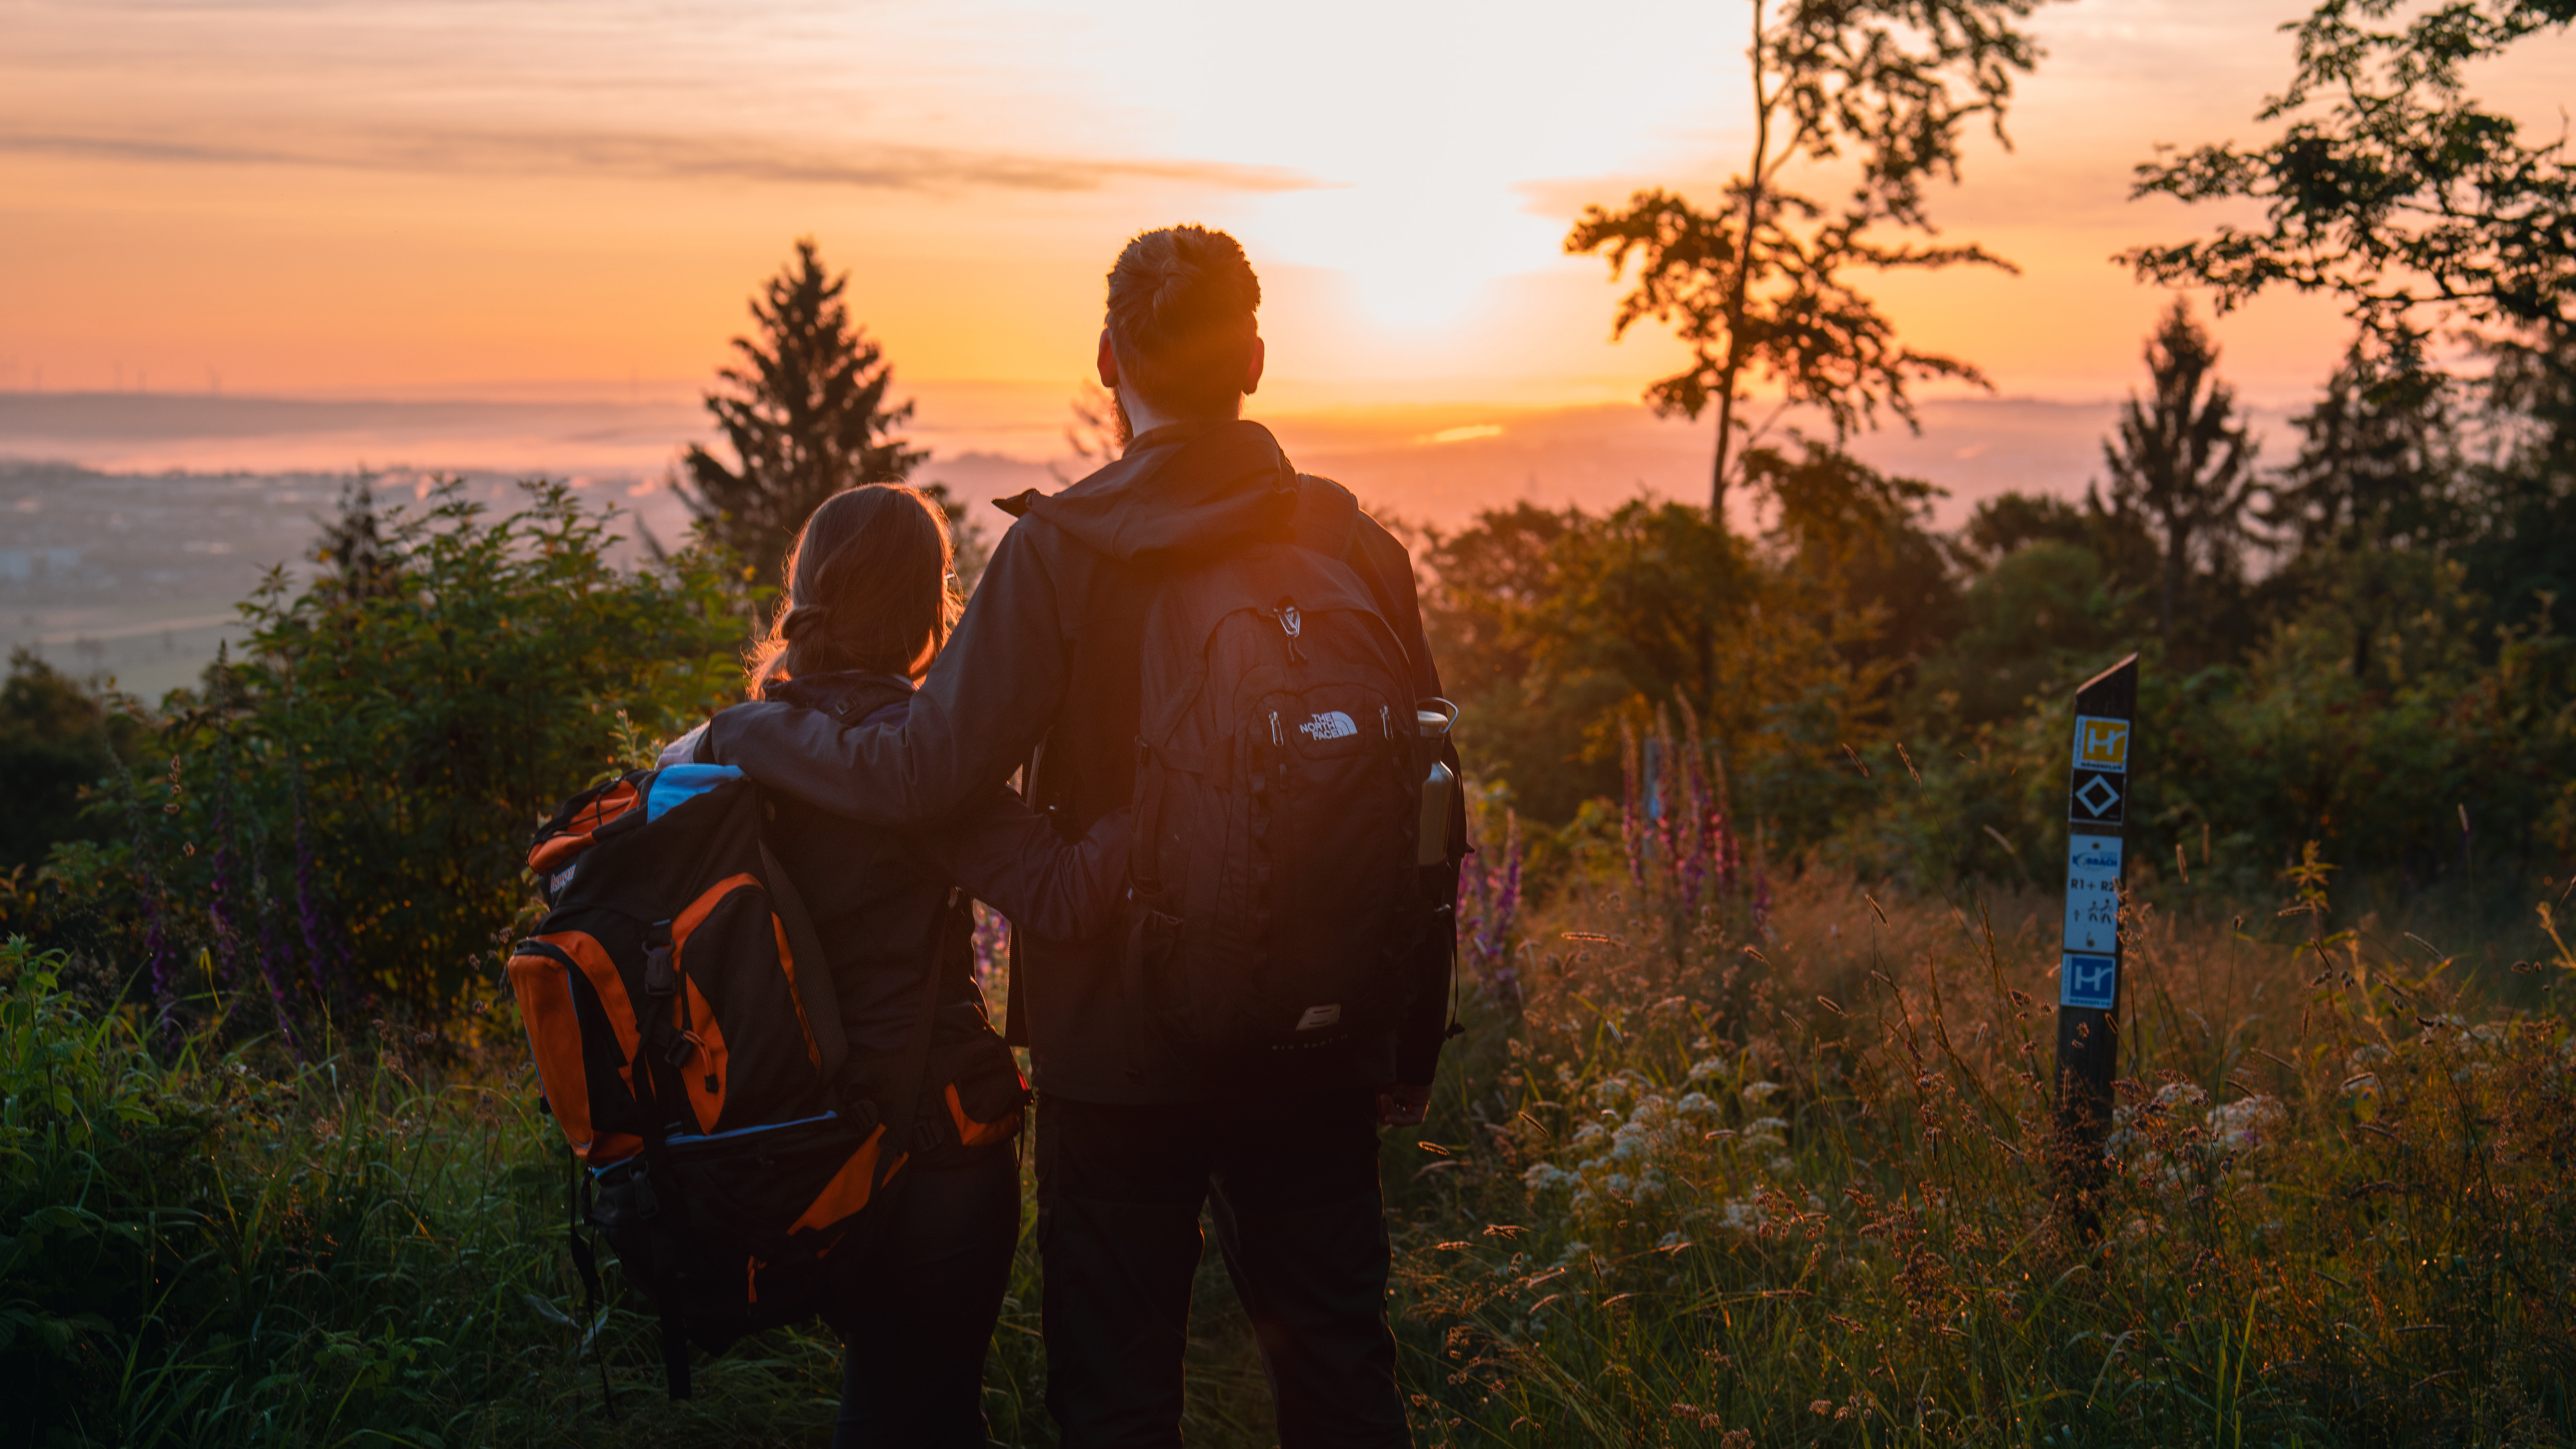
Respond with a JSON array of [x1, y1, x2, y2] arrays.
[[1422, 308, 2576, 898]]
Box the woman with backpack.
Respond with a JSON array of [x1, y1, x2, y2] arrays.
[[665, 482, 1126, 1448]]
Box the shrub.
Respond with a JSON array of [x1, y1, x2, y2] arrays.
[[0, 651, 144, 876], [39, 480, 742, 1033]]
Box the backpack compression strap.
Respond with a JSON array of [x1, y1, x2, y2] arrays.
[[757, 839, 848, 1084]]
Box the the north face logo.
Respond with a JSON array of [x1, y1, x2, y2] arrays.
[[1298, 710, 1358, 742]]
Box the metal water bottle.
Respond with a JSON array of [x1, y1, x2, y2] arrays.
[[1416, 697, 1460, 866]]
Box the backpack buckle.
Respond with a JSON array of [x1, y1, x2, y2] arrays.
[[643, 920, 676, 996]]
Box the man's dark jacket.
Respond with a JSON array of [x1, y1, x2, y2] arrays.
[[708, 419, 1461, 1105]]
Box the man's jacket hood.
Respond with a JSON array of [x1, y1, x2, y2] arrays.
[[1027, 420, 1299, 564]]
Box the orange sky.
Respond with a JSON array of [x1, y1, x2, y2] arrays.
[[4, 0, 2570, 418]]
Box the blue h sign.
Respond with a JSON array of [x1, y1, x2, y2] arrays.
[[2060, 952, 2117, 1010]]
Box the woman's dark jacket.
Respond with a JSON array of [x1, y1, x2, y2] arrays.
[[730, 669, 1127, 1145]]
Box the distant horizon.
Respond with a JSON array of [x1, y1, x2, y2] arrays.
[[0, 384, 2310, 543]]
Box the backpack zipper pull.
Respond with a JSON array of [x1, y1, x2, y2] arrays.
[[1269, 600, 1307, 664]]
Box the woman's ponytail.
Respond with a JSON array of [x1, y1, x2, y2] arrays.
[[747, 485, 958, 698]]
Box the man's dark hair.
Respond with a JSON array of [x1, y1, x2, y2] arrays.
[[1105, 225, 1262, 418]]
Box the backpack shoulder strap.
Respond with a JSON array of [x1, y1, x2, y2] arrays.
[[1290, 472, 1362, 559]]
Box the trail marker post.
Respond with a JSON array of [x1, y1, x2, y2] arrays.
[[2054, 654, 2138, 1215]]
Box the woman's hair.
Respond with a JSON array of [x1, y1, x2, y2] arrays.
[[747, 484, 958, 698]]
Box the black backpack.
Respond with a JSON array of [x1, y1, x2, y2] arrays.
[[509, 763, 948, 1403], [1121, 480, 1445, 1069]]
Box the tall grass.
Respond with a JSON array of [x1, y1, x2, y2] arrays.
[[0, 937, 1308, 1448], [0, 938, 868, 1447], [11, 853, 2576, 1446], [1381, 862, 2576, 1447]]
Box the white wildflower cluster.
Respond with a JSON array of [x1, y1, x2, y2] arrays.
[[1520, 1072, 1736, 1217], [2106, 1081, 2291, 1189], [2205, 1094, 2287, 1150], [1715, 1196, 1765, 1233], [2425, 1017, 2512, 1081]]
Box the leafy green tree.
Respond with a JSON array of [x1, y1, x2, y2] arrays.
[[1744, 437, 1961, 676], [678, 238, 926, 598], [1565, 0, 2044, 518], [1420, 494, 1911, 846], [2126, 0, 2575, 368], [1958, 490, 2092, 563], [1423, 502, 1743, 824], [46, 482, 741, 1028], [2095, 300, 2260, 650], [0, 651, 130, 874], [1911, 540, 2129, 731]]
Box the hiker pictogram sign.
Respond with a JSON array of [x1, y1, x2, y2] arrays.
[[2062, 832, 2122, 953]]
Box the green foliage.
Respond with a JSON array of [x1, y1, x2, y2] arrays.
[[0, 934, 873, 1448], [0, 652, 142, 875], [2265, 342, 2462, 556], [1565, 0, 2042, 510], [1912, 540, 2130, 733], [1747, 436, 1963, 676], [1421, 445, 1956, 851], [2462, 327, 2576, 623], [2126, 0, 2575, 362], [1878, 564, 2576, 890], [677, 237, 927, 601], [45, 480, 740, 1027]]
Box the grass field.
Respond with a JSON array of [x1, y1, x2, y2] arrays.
[[5, 860, 2573, 1447]]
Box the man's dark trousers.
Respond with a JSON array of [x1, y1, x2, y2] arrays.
[[1035, 1088, 1412, 1448]]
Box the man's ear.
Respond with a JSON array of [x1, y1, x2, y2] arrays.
[[1242, 334, 1266, 398], [1096, 329, 1119, 389]]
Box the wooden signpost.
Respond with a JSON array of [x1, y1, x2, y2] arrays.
[[2054, 654, 2138, 1210]]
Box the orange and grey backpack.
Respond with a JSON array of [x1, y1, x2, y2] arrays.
[[507, 762, 945, 1403]]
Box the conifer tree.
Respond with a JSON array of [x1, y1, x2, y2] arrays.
[[2264, 343, 2458, 555], [678, 238, 925, 596], [2095, 300, 2259, 647]]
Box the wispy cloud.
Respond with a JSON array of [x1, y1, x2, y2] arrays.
[[0, 126, 1319, 195]]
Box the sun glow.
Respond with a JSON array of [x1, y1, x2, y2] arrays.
[[2, 0, 2533, 403]]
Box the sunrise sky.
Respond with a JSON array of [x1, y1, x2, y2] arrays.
[[4, 0, 2570, 422]]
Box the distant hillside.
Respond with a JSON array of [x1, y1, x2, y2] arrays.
[[0, 388, 2306, 696]]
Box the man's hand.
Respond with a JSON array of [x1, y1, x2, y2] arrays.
[[1375, 1082, 1432, 1127]]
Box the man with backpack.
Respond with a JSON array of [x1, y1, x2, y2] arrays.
[[706, 224, 1460, 1447]]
